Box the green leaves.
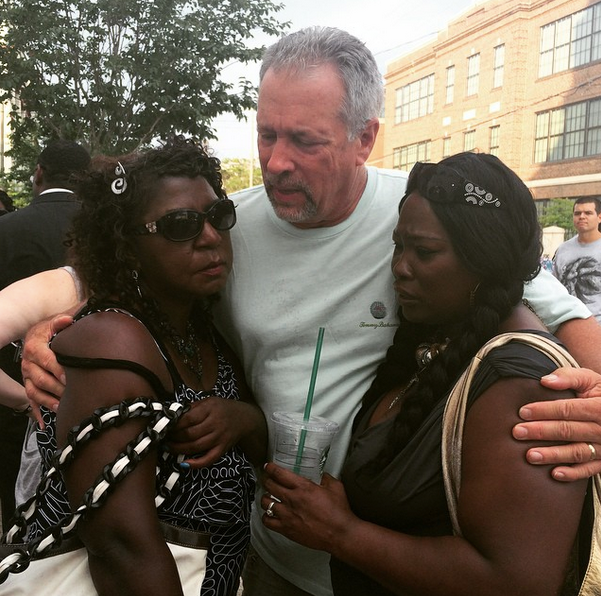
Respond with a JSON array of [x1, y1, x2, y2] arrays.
[[539, 198, 575, 231], [0, 0, 287, 186]]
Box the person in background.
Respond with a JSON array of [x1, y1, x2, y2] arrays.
[[15, 137, 265, 596], [0, 139, 90, 526], [261, 153, 595, 595], [553, 197, 601, 323], [0, 139, 91, 289], [17, 27, 601, 596]]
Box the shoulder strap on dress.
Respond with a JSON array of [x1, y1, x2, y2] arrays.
[[55, 353, 171, 399], [53, 300, 183, 394], [440, 331, 601, 595]]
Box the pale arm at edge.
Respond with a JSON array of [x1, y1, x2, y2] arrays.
[[555, 316, 601, 374], [0, 268, 82, 346], [524, 268, 591, 333]]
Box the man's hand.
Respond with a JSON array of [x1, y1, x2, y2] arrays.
[[21, 314, 71, 416], [513, 367, 601, 481]]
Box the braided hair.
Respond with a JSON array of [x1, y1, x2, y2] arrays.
[[357, 152, 542, 470]]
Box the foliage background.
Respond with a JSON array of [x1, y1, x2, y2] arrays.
[[539, 198, 575, 232], [221, 158, 262, 194], [0, 0, 287, 202]]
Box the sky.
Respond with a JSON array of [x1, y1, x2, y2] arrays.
[[209, 0, 480, 160]]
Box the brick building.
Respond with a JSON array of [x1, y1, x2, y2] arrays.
[[381, 0, 601, 208]]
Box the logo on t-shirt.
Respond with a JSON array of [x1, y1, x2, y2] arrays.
[[370, 301, 387, 319]]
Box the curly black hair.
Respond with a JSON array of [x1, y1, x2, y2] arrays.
[[357, 153, 542, 471], [67, 136, 227, 312]]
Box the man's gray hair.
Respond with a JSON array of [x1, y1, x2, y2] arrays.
[[260, 27, 383, 139]]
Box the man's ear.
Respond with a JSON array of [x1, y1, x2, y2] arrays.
[[355, 118, 380, 166], [32, 164, 44, 186]]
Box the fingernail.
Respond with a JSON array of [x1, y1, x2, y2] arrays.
[[179, 462, 190, 470], [528, 450, 543, 463], [60, 374, 67, 385], [52, 403, 59, 412], [513, 424, 528, 438], [542, 374, 558, 383], [519, 407, 532, 420], [553, 469, 566, 480]]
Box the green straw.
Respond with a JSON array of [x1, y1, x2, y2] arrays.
[[294, 327, 325, 473]]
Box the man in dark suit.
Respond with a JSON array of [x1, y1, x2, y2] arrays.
[[0, 139, 90, 526], [0, 139, 91, 288]]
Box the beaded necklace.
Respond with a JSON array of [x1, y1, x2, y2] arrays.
[[158, 318, 204, 380]]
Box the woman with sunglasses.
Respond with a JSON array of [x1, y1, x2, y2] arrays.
[[7, 137, 266, 596], [259, 152, 597, 595]]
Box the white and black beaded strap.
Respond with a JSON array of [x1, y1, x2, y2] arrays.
[[0, 396, 189, 583]]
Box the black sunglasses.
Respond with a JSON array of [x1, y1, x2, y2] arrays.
[[131, 199, 237, 242], [406, 162, 501, 208]]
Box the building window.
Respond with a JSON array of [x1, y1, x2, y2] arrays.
[[392, 141, 431, 171], [493, 44, 505, 88], [489, 125, 500, 156], [539, 2, 601, 77], [394, 74, 434, 124], [534, 97, 601, 162], [442, 136, 451, 158], [466, 53, 480, 96], [464, 130, 476, 152], [445, 66, 455, 104]]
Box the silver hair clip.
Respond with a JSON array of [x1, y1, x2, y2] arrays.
[[111, 162, 127, 195], [463, 182, 501, 208]]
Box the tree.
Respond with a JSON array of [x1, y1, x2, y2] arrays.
[[0, 0, 288, 185], [539, 198, 575, 231], [221, 157, 262, 194]]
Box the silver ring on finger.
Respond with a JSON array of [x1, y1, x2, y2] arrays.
[[265, 500, 277, 518], [588, 443, 597, 461]]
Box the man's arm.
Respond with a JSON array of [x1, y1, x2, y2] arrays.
[[0, 268, 82, 414], [21, 315, 73, 413], [0, 268, 80, 347], [556, 315, 601, 371], [513, 316, 601, 480]]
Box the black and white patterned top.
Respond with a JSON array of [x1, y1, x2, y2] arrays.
[[29, 305, 256, 596]]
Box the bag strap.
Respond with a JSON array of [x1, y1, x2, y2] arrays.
[[0, 397, 189, 582]]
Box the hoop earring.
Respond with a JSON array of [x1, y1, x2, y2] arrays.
[[132, 269, 143, 299], [469, 283, 481, 310]]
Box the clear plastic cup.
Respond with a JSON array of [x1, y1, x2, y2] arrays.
[[270, 412, 339, 483]]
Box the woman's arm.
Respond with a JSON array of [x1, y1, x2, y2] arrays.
[[53, 312, 183, 596], [262, 377, 586, 596]]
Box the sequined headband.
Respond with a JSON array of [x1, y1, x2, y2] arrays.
[[406, 161, 502, 208]]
